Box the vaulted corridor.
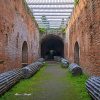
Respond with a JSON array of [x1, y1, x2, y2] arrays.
[[0, 0, 100, 99]]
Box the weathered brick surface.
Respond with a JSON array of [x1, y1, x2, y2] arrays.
[[0, 0, 40, 73], [65, 0, 100, 76]]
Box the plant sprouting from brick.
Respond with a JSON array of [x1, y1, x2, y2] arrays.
[[22, 0, 36, 22], [39, 28, 47, 34], [74, 0, 79, 6]]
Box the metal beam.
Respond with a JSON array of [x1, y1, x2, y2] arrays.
[[34, 15, 70, 16], [38, 22, 49, 24], [50, 25, 66, 27], [28, 2, 74, 5], [33, 12, 71, 16], [39, 26, 60, 28], [38, 24, 63, 28], [32, 11, 72, 13], [30, 7, 74, 10], [35, 17, 70, 19], [37, 21, 67, 23], [49, 27, 60, 28], [38, 25, 66, 27], [37, 22, 66, 25], [36, 19, 68, 21], [38, 25, 64, 27], [38, 22, 66, 25], [38, 22, 66, 24], [34, 14, 71, 16]]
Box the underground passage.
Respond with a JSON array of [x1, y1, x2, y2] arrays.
[[41, 35, 64, 60], [0, 0, 100, 99]]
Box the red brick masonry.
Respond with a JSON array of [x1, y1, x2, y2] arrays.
[[65, 0, 100, 76], [0, 0, 40, 73]]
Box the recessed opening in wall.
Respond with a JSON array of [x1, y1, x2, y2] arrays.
[[41, 35, 64, 60], [22, 41, 28, 67], [74, 41, 80, 65], [16, 33, 19, 48], [5, 34, 8, 46]]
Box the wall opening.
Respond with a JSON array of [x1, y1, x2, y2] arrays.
[[74, 41, 80, 65], [22, 41, 28, 67], [41, 35, 64, 60]]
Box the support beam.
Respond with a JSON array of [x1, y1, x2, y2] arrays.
[[34, 15, 70, 16], [36, 18, 69, 20], [37, 20, 67, 23], [37, 19, 68, 22], [37, 22, 67, 24], [34, 14, 71, 16], [28, 2, 74, 5], [32, 11, 72, 13], [35, 17, 70, 19], [30, 7, 74, 10], [38, 23, 66, 25]]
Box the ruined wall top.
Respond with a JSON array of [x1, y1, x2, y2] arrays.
[[39, 28, 65, 41]]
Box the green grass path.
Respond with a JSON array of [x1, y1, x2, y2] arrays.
[[0, 62, 91, 100]]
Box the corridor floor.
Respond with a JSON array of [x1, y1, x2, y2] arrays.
[[1, 61, 82, 100], [31, 61, 81, 100]]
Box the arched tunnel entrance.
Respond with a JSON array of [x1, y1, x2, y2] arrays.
[[41, 35, 64, 60]]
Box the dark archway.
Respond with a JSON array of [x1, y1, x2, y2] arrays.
[[22, 41, 28, 67], [74, 41, 80, 65], [41, 35, 64, 60]]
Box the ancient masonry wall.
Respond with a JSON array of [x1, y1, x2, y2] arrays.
[[65, 0, 100, 76], [0, 0, 40, 73]]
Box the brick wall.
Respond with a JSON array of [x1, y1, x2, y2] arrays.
[[65, 0, 100, 76], [0, 0, 40, 73]]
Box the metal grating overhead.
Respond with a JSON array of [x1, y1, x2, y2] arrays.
[[26, 0, 74, 29]]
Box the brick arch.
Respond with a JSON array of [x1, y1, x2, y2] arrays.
[[74, 41, 80, 65], [22, 41, 28, 67], [40, 34, 64, 60]]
